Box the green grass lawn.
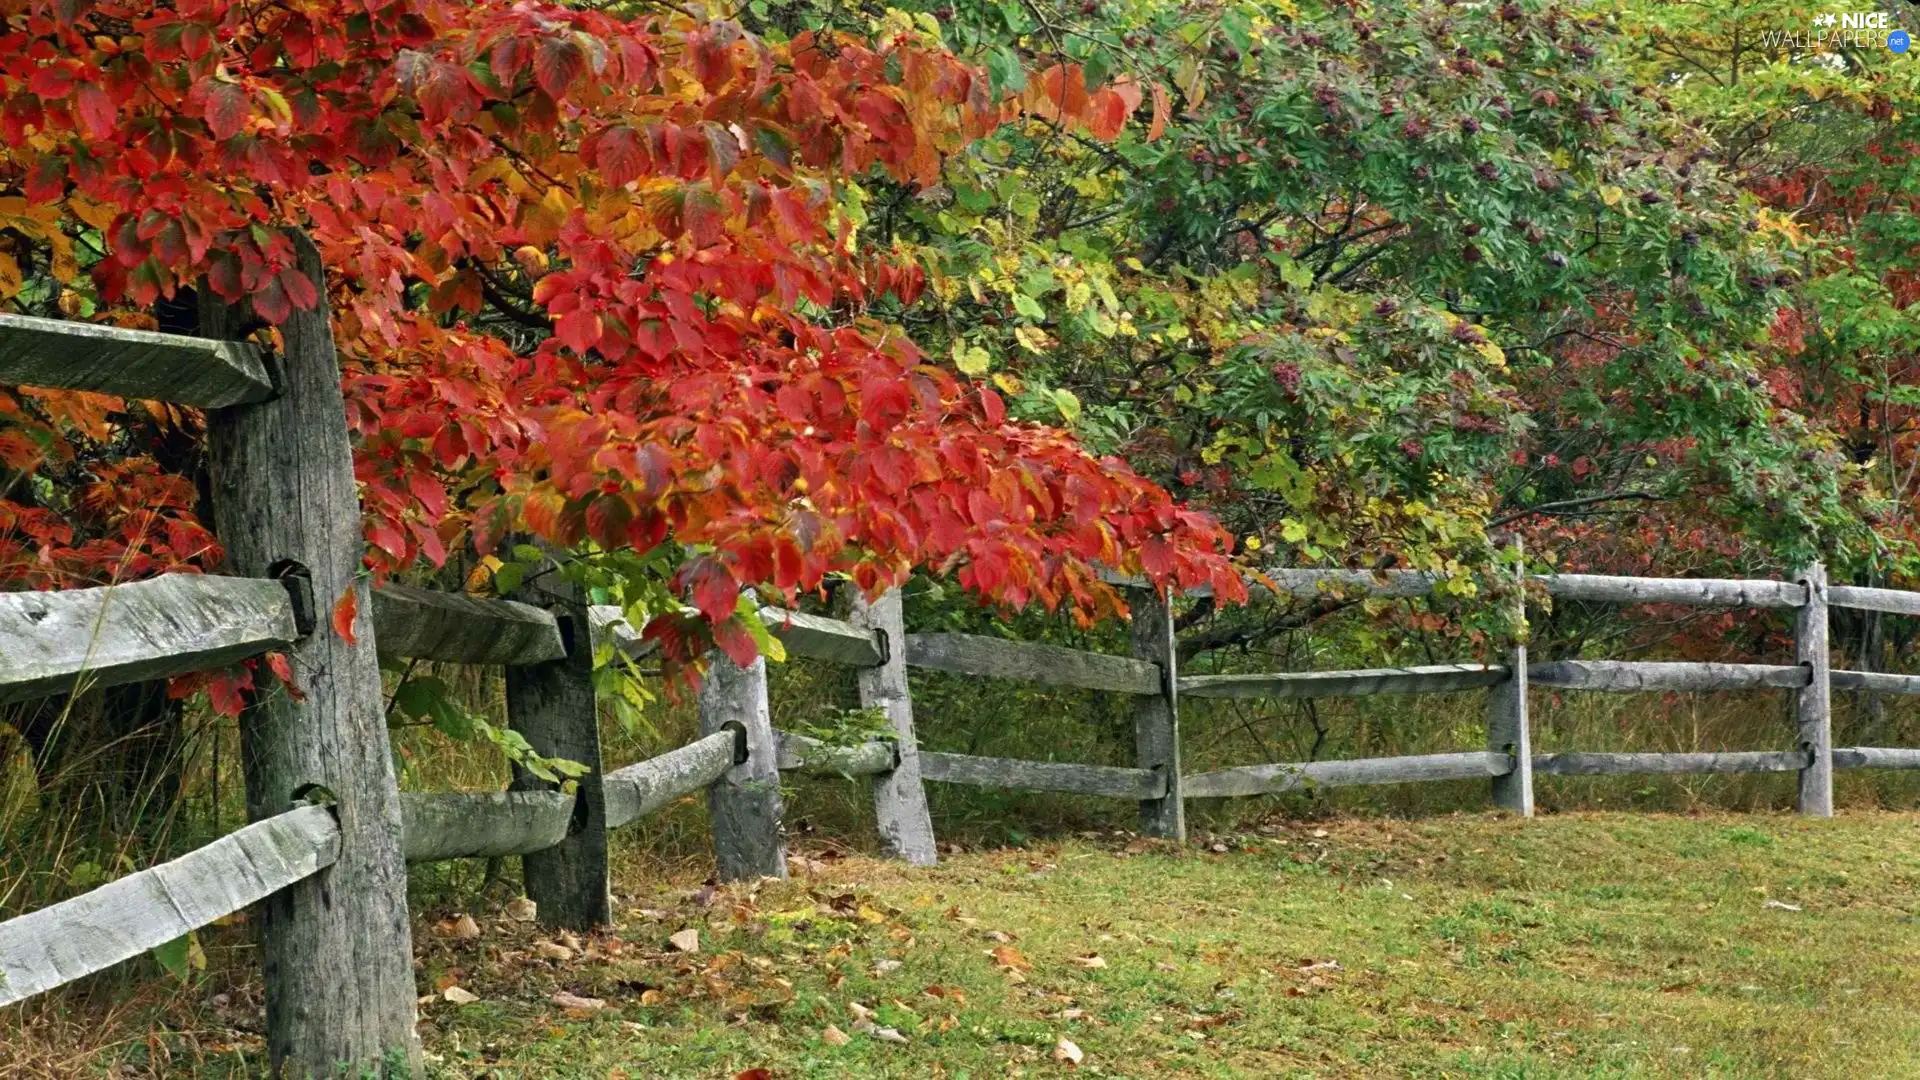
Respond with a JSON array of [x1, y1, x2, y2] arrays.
[[406, 811, 1920, 1079]]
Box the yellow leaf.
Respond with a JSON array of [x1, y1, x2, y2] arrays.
[[992, 372, 1024, 395], [0, 252, 22, 298], [1600, 185, 1623, 207]]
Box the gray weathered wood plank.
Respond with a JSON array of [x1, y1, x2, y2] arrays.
[[1531, 751, 1807, 776], [1538, 574, 1804, 608], [1527, 661, 1807, 692], [1184, 751, 1512, 798], [0, 575, 296, 706], [0, 805, 338, 1008], [699, 653, 788, 881], [918, 752, 1166, 800], [602, 730, 739, 829], [504, 575, 609, 930], [1488, 546, 1532, 816], [399, 790, 574, 862], [1130, 585, 1184, 839], [372, 584, 565, 666], [0, 312, 275, 408], [850, 589, 939, 865], [1831, 670, 1920, 695], [588, 604, 656, 662], [758, 606, 885, 667], [904, 633, 1161, 695], [1833, 747, 1920, 769], [1796, 563, 1832, 817], [1180, 664, 1509, 700], [202, 231, 419, 1074], [1826, 585, 1920, 616], [773, 731, 896, 777]]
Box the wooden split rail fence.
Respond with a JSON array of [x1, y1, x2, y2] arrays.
[[6, 275, 1920, 1073]]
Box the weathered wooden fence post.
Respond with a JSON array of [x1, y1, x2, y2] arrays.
[[202, 232, 420, 1076], [1129, 585, 1184, 840], [699, 649, 788, 880], [1488, 542, 1534, 816], [505, 571, 610, 929], [1796, 562, 1833, 817], [848, 588, 939, 864]]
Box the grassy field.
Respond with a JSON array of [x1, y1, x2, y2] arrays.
[[13, 809, 1919, 1078]]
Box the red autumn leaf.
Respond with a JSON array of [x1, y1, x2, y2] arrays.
[[74, 84, 115, 139], [593, 123, 648, 187], [331, 588, 360, 645], [556, 307, 604, 354], [202, 81, 249, 139], [265, 651, 307, 701], [1148, 81, 1170, 142], [534, 36, 585, 98], [1085, 88, 1128, 141]]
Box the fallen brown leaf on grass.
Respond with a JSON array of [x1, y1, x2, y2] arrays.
[[550, 991, 606, 1013], [822, 1024, 851, 1046], [669, 928, 700, 953], [534, 940, 574, 962], [505, 897, 537, 922], [441, 986, 479, 1005], [1073, 955, 1108, 969], [990, 945, 1032, 971], [1054, 1035, 1084, 1065]]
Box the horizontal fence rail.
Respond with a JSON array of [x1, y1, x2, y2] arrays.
[[1532, 751, 1809, 776], [0, 312, 276, 408], [372, 584, 566, 666], [604, 729, 740, 830], [1528, 661, 1809, 692], [1180, 664, 1509, 700], [0, 575, 298, 706], [904, 632, 1162, 695], [917, 752, 1167, 800], [399, 791, 574, 863], [775, 732, 897, 776], [1185, 752, 1515, 799], [0, 805, 339, 1008], [1828, 585, 1920, 616]]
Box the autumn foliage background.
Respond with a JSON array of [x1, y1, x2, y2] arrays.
[[2, 0, 1920, 980]]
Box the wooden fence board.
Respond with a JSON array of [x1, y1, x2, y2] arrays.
[[0, 805, 338, 1008], [918, 752, 1166, 800], [371, 584, 565, 666], [850, 589, 939, 865], [1184, 751, 1512, 798], [0, 312, 275, 408], [1130, 585, 1184, 839], [0, 575, 296, 706], [1532, 751, 1807, 776], [399, 791, 574, 863], [1796, 564, 1833, 816], [758, 606, 885, 667], [1180, 664, 1509, 700], [773, 732, 896, 776], [1539, 574, 1804, 608], [1831, 670, 1920, 695], [904, 633, 1161, 695], [1527, 661, 1807, 692], [602, 730, 739, 829], [1827, 585, 1920, 617], [1833, 747, 1920, 769]]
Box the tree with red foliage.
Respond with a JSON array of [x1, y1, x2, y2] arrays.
[[0, 0, 1243, 685]]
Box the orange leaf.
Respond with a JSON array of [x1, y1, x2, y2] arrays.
[[331, 588, 360, 645], [1148, 82, 1170, 142]]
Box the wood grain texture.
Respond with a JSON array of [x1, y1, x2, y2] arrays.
[[1184, 752, 1512, 798], [1538, 574, 1805, 608], [917, 752, 1166, 799], [602, 730, 738, 829], [773, 731, 896, 777], [849, 589, 938, 866], [588, 605, 655, 662], [1527, 661, 1807, 692], [0, 805, 338, 1008], [1489, 546, 1533, 815], [0, 575, 295, 706], [1532, 751, 1807, 776], [1180, 664, 1509, 700], [904, 632, 1161, 695], [1831, 670, 1920, 695], [758, 606, 885, 667], [1796, 564, 1833, 817], [698, 653, 788, 882], [504, 577, 610, 931], [1833, 747, 1920, 770], [1129, 586, 1183, 839], [202, 233, 420, 1076], [0, 311, 274, 407], [1826, 585, 1920, 616], [371, 584, 565, 665], [399, 791, 573, 862]]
